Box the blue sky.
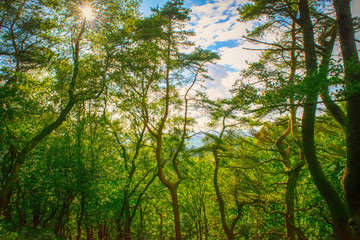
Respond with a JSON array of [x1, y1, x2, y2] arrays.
[[140, 0, 360, 99], [140, 0, 197, 14], [140, 0, 257, 99]]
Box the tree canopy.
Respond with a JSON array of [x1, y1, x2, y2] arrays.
[[0, 0, 359, 239]]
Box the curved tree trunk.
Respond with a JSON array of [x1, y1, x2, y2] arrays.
[[213, 149, 236, 240], [0, 21, 87, 214], [299, 0, 351, 238], [333, 0, 360, 238]]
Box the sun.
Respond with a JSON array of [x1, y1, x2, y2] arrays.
[[80, 5, 95, 21]]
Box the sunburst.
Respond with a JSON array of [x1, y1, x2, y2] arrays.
[[80, 5, 95, 21]]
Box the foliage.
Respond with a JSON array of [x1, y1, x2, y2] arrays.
[[0, 0, 357, 239]]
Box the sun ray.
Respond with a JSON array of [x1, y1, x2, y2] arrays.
[[80, 5, 95, 21]]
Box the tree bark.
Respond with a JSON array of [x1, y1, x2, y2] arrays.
[[124, 190, 131, 240], [299, 0, 351, 238], [55, 202, 68, 237], [333, 0, 360, 238], [32, 203, 41, 228], [4, 191, 12, 221], [98, 223, 106, 240], [41, 204, 59, 228], [15, 182, 25, 229], [76, 193, 85, 240], [0, 21, 87, 214], [285, 164, 303, 239], [86, 226, 94, 240], [169, 184, 182, 240], [203, 201, 209, 240], [213, 149, 234, 240]]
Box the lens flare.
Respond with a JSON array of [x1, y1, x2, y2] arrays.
[[81, 5, 94, 20]]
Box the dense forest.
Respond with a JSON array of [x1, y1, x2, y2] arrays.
[[0, 0, 359, 239]]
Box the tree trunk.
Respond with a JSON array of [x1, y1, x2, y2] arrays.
[[86, 226, 94, 240], [169, 185, 182, 240], [0, 22, 86, 214], [76, 194, 85, 240], [285, 164, 303, 239], [4, 191, 12, 221], [98, 224, 106, 240], [203, 201, 209, 240], [299, 0, 351, 238], [124, 191, 131, 240], [33, 203, 41, 228], [0, 99, 76, 213], [333, 0, 360, 238], [15, 181, 25, 229], [213, 149, 234, 240], [116, 219, 123, 240], [55, 202, 69, 237], [158, 211, 164, 240], [154, 136, 182, 240], [41, 204, 59, 228], [138, 205, 145, 240]]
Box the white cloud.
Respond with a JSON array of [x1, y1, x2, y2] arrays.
[[218, 44, 260, 71], [188, 0, 250, 48], [199, 64, 229, 100], [352, 1, 360, 17], [221, 71, 240, 89], [186, 0, 360, 101], [186, 0, 259, 99]]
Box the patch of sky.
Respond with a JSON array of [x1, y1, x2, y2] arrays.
[[140, 0, 199, 16], [217, 15, 232, 24], [188, 133, 205, 148], [187, 129, 256, 148], [139, 0, 167, 15], [222, 65, 239, 72], [189, 0, 205, 7], [251, 19, 265, 29], [207, 40, 241, 51]]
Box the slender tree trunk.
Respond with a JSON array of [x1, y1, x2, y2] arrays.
[[41, 204, 59, 228], [55, 202, 69, 237], [213, 149, 234, 240], [117, 219, 123, 240], [86, 226, 94, 240], [285, 164, 303, 239], [158, 211, 164, 240], [0, 99, 76, 213], [32, 208, 40, 228], [98, 223, 106, 240], [139, 205, 146, 239], [0, 22, 86, 214], [203, 201, 208, 240], [124, 191, 131, 240], [15, 182, 25, 229], [153, 135, 182, 240], [33, 202, 41, 228], [117, 203, 125, 240], [198, 219, 202, 240], [4, 191, 12, 221], [169, 185, 182, 240], [76, 194, 85, 240]]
